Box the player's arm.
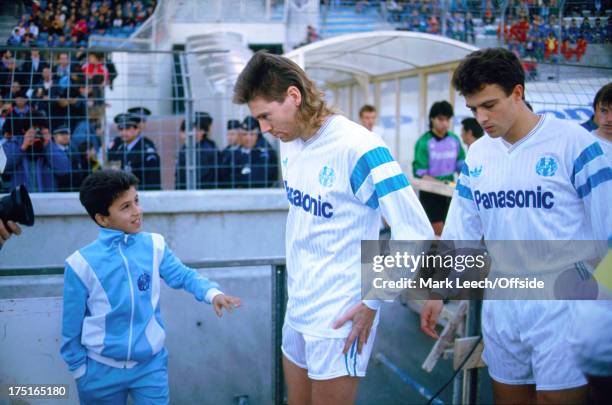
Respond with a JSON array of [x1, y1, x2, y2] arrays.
[[158, 237, 222, 304], [350, 145, 434, 313], [60, 261, 89, 379], [334, 144, 431, 353], [351, 146, 434, 241], [441, 163, 484, 241], [157, 236, 242, 315], [421, 163, 484, 339], [570, 140, 612, 244]]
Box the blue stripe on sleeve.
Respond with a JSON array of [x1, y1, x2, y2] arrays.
[[365, 191, 379, 210], [571, 142, 604, 185], [456, 179, 474, 201], [575, 167, 612, 198], [374, 174, 410, 199], [350, 147, 394, 194], [363, 174, 410, 210]]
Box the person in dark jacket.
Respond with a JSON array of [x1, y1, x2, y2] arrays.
[[1, 111, 71, 192], [219, 119, 242, 188], [107, 113, 161, 190], [233, 116, 278, 188], [175, 112, 219, 189], [18, 46, 49, 91]]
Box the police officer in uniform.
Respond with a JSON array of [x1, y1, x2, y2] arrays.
[[52, 123, 79, 192], [109, 106, 152, 153], [127, 106, 152, 131], [175, 112, 219, 189], [108, 113, 161, 190], [233, 116, 278, 188], [219, 119, 242, 188]]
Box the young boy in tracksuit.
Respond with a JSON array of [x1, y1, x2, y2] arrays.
[[60, 169, 241, 404]]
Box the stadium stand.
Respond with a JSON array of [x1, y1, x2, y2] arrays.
[[5, 0, 157, 48], [0, 0, 607, 192]]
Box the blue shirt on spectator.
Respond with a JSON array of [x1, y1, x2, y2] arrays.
[[2, 135, 71, 192]]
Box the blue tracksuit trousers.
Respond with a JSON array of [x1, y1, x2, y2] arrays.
[[76, 349, 169, 404]]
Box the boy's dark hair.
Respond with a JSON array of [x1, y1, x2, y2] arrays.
[[79, 170, 139, 222], [452, 48, 525, 97], [359, 104, 376, 117], [593, 82, 612, 111], [461, 117, 484, 139]]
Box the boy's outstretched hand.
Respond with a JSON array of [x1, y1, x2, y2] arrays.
[[212, 294, 242, 317]]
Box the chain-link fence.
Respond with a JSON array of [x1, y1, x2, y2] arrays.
[[0, 47, 281, 193]]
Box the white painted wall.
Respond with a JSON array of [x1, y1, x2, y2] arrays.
[[1, 190, 288, 270]]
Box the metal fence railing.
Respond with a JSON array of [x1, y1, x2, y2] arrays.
[[0, 47, 281, 193]]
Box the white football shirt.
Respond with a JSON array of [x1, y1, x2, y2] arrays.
[[280, 115, 433, 338]]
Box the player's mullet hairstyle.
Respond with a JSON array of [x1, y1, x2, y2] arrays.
[[233, 51, 333, 130], [452, 47, 525, 97]]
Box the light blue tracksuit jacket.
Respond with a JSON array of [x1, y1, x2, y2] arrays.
[[60, 228, 220, 379]]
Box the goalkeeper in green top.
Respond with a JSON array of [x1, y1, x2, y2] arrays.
[[412, 100, 466, 235]]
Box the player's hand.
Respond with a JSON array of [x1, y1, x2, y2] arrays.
[[0, 220, 22, 245], [420, 299, 443, 339], [212, 294, 241, 318], [333, 302, 376, 355]]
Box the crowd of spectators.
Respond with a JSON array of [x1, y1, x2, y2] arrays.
[[316, 1, 610, 52], [0, 42, 279, 193], [500, 12, 609, 63], [6, 0, 157, 48], [1, 66, 280, 193], [384, 0, 477, 43], [2, 1, 604, 193], [0, 47, 113, 192]]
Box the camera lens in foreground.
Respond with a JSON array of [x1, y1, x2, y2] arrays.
[[0, 185, 35, 226]]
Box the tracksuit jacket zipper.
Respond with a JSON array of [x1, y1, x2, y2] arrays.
[[117, 236, 135, 368]]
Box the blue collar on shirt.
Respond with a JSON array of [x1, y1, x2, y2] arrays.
[[97, 227, 138, 247]]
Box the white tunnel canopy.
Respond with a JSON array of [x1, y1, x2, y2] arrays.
[[285, 31, 479, 83]]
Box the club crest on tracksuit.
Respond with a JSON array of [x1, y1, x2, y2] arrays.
[[138, 273, 151, 291]]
